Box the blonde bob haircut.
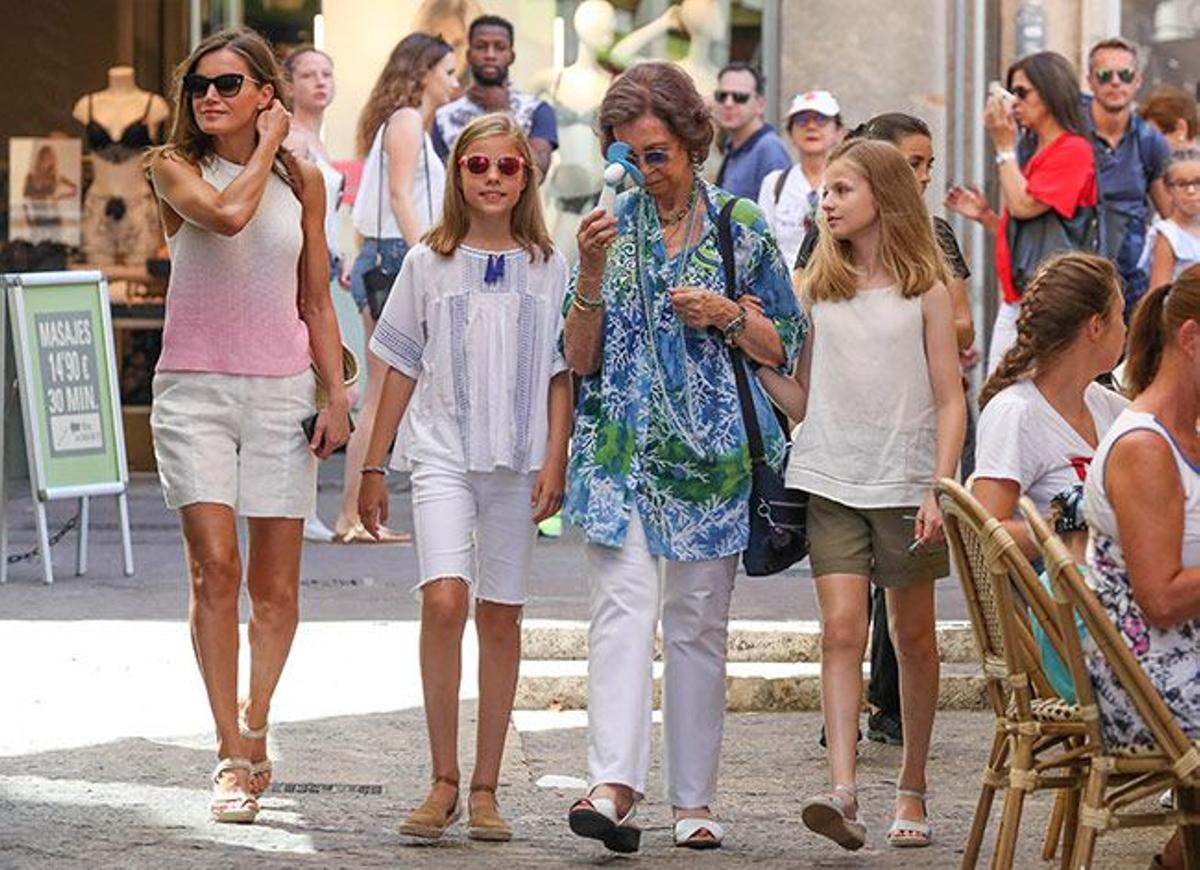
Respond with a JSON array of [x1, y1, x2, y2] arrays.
[[425, 113, 555, 262], [802, 139, 947, 304]]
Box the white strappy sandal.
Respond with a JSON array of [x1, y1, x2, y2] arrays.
[[801, 783, 866, 851], [238, 708, 272, 796], [886, 788, 932, 848], [674, 815, 724, 849], [211, 757, 259, 824]]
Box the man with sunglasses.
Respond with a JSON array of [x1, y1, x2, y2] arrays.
[[1082, 36, 1172, 314], [714, 62, 791, 200], [432, 14, 558, 182]]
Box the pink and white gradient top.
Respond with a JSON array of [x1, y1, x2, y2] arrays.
[[157, 154, 310, 376]]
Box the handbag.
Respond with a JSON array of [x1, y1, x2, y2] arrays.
[[716, 198, 809, 576], [1007, 202, 1100, 295], [363, 123, 433, 320]]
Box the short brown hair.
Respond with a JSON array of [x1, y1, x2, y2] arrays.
[[1141, 85, 1199, 141], [598, 62, 713, 165], [1088, 36, 1139, 70]]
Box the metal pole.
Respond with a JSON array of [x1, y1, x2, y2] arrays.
[[33, 501, 52, 585], [117, 492, 134, 577], [0, 283, 8, 585], [952, 0, 968, 244], [972, 0, 989, 368], [75, 496, 89, 576]]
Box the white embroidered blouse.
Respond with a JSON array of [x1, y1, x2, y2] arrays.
[[369, 243, 568, 473]]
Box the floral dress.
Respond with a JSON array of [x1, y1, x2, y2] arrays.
[[563, 181, 806, 561], [1083, 410, 1200, 750]]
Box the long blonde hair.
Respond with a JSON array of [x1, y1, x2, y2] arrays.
[[802, 139, 946, 303], [425, 113, 555, 262], [356, 33, 452, 157]]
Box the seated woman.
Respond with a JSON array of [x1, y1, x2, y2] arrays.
[[1084, 267, 1200, 870], [973, 251, 1127, 563], [972, 252, 1127, 700]]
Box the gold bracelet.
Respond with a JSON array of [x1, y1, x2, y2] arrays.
[[572, 292, 604, 312]]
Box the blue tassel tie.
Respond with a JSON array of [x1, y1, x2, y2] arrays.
[[484, 253, 506, 285]]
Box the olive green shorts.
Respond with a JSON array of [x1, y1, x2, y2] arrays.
[[806, 494, 949, 587]]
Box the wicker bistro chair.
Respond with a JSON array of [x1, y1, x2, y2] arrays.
[[936, 479, 1090, 869], [1020, 496, 1200, 869]]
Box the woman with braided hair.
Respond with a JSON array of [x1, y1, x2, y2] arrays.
[[972, 251, 1127, 560]]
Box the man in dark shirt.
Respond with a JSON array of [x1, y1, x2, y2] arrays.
[[1083, 37, 1171, 313], [432, 15, 558, 181], [714, 63, 791, 199]]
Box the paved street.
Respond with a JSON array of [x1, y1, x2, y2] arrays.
[[0, 458, 1169, 867]]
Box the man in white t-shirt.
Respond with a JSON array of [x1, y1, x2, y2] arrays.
[[757, 90, 843, 268]]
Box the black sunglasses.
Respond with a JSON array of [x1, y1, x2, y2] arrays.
[[714, 90, 752, 105], [1011, 84, 1034, 101], [183, 73, 257, 98], [1095, 67, 1136, 85]]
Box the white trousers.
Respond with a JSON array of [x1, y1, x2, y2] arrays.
[[585, 511, 738, 808], [986, 300, 1022, 377]]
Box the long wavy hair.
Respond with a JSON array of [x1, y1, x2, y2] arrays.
[[425, 113, 554, 262], [355, 33, 452, 157], [802, 139, 946, 303], [979, 252, 1121, 408], [150, 27, 290, 184]]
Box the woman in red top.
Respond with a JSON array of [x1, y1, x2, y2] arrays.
[[947, 51, 1097, 374]]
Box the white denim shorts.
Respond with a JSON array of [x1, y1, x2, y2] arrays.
[[150, 369, 318, 518], [410, 461, 538, 605]]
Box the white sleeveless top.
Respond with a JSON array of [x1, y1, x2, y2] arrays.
[[312, 151, 343, 256], [157, 155, 309, 376], [351, 125, 444, 240], [1082, 408, 1200, 749], [786, 286, 937, 508], [1138, 217, 1200, 280], [1085, 409, 1200, 566]]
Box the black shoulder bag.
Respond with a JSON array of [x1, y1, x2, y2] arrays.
[[363, 124, 435, 320], [716, 198, 808, 576]]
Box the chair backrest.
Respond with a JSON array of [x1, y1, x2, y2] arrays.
[[1021, 495, 1200, 773], [937, 478, 1062, 718]]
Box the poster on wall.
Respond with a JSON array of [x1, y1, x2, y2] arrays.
[[7, 138, 82, 247]]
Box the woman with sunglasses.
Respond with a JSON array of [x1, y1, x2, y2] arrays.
[[563, 61, 805, 853], [945, 51, 1097, 374], [147, 27, 351, 823], [359, 113, 571, 843], [336, 33, 459, 544]]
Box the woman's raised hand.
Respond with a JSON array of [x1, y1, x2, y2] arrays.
[[577, 208, 618, 280], [943, 184, 989, 223], [983, 95, 1016, 151], [256, 100, 291, 151]]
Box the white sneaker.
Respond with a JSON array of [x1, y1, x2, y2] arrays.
[[1160, 788, 1175, 810], [303, 515, 336, 543]]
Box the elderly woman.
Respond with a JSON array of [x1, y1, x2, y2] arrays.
[[562, 62, 805, 853], [1083, 269, 1200, 870]]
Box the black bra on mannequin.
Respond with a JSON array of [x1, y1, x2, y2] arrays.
[[85, 92, 156, 152]]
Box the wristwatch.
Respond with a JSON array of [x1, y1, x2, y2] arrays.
[[721, 307, 748, 346], [994, 150, 1016, 166]]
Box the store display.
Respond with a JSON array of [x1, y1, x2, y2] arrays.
[[71, 66, 169, 266], [609, 0, 728, 98], [537, 0, 616, 258], [7, 138, 81, 246]]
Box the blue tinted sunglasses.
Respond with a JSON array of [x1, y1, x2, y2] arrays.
[[625, 147, 671, 167]]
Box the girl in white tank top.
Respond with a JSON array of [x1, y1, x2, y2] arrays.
[[758, 140, 965, 851]]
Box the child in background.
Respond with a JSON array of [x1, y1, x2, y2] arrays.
[[1143, 147, 1200, 288], [358, 113, 572, 843]]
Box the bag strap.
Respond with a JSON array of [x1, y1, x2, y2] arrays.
[[773, 165, 792, 206], [717, 198, 767, 465], [374, 121, 387, 265]]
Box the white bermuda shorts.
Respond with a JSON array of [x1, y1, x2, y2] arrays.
[[410, 461, 538, 605], [151, 369, 318, 518]]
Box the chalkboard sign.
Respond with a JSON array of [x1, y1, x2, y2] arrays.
[[5, 271, 127, 498]]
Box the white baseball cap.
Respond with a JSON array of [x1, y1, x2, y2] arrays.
[[787, 90, 841, 120]]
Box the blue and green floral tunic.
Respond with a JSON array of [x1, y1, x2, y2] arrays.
[[563, 181, 806, 561]]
